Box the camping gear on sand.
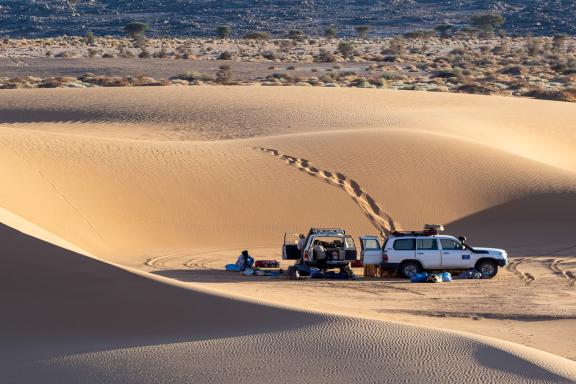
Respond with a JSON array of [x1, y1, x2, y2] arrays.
[[410, 272, 429, 283], [241, 268, 255, 276], [225, 264, 241, 271], [254, 260, 280, 268], [455, 269, 482, 279], [427, 274, 442, 283], [441, 272, 452, 282]]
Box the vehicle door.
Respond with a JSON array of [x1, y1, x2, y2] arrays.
[[360, 236, 382, 265], [416, 237, 442, 268], [344, 236, 357, 261], [389, 238, 416, 264], [282, 233, 302, 260], [439, 238, 471, 268]]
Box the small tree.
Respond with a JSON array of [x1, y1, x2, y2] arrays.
[[287, 29, 306, 42], [216, 25, 232, 39], [85, 31, 95, 45], [470, 13, 505, 36], [553, 34, 568, 53], [435, 24, 453, 38], [244, 31, 270, 40], [337, 41, 355, 57], [324, 26, 337, 39], [354, 25, 371, 39], [124, 22, 149, 47], [244, 32, 270, 54]]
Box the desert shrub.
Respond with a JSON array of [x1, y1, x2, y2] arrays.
[[450, 47, 467, 56], [552, 34, 568, 53], [354, 25, 371, 39], [216, 65, 232, 83], [381, 55, 397, 62], [403, 30, 435, 39], [317, 48, 337, 63], [170, 71, 214, 82], [244, 32, 270, 40], [153, 48, 170, 58], [85, 31, 95, 45], [218, 51, 232, 60], [432, 69, 461, 78], [216, 25, 232, 39], [337, 41, 354, 57], [261, 51, 277, 60], [124, 22, 149, 38], [500, 65, 528, 76], [54, 51, 73, 58], [523, 88, 576, 102], [286, 65, 297, 70], [324, 26, 337, 39], [102, 52, 115, 58], [457, 83, 496, 95], [138, 48, 152, 58], [381, 71, 405, 80], [87, 48, 98, 58], [435, 25, 454, 38], [124, 22, 149, 48], [287, 29, 306, 41], [470, 13, 505, 34], [389, 37, 406, 56]]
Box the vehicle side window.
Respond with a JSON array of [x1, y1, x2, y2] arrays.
[[364, 239, 380, 250], [393, 238, 415, 250], [440, 239, 463, 250], [417, 238, 438, 250]]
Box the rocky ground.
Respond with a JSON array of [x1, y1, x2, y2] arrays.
[[1, 0, 575, 37], [1, 35, 575, 102]]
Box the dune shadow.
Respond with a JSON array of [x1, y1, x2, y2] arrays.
[[448, 192, 576, 256], [150, 268, 291, 284], [0, 222, 325, 365]]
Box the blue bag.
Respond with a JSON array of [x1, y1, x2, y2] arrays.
[[410, 272, 429, 283], [225, 264, 241, 271], [441, 272, 452, 282]]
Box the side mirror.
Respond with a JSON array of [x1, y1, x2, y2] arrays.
[[458, 236, 467, 243]]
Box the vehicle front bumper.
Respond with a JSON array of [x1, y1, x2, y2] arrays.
[[497, 258, 508, 267]]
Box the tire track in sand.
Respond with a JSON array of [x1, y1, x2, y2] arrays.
[[550, 257, 576, 286], [507, 258, 535, 284], [254, 147, 400, 236]]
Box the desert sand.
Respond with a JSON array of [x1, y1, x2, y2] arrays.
[[1, 86, 576, 383]]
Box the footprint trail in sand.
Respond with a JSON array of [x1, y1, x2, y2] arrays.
[[255, 147, 400, 236]]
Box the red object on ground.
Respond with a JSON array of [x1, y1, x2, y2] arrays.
[[254, 260, 280, 268], [350, 260, 364, 268]]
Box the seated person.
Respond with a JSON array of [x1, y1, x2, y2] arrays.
[[236, 250, 254, 271]]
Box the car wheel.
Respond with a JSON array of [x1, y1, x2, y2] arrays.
[[399, 261, 422, 279], [477, 260, 498, 279]]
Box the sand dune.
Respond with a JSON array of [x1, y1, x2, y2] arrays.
[[1, 87, 576, 382]]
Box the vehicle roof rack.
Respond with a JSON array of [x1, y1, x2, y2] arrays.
[[308, 228, 346, 235]]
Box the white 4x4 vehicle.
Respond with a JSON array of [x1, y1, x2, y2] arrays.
[[360, 229, 508, 279]]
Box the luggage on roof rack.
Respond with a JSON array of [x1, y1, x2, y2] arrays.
[[307, 228, 346, 235], [391, 224, 445, 237]]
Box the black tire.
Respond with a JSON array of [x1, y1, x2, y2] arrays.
[[477, 260, 498, 279], [399, 261, 422, 279]]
